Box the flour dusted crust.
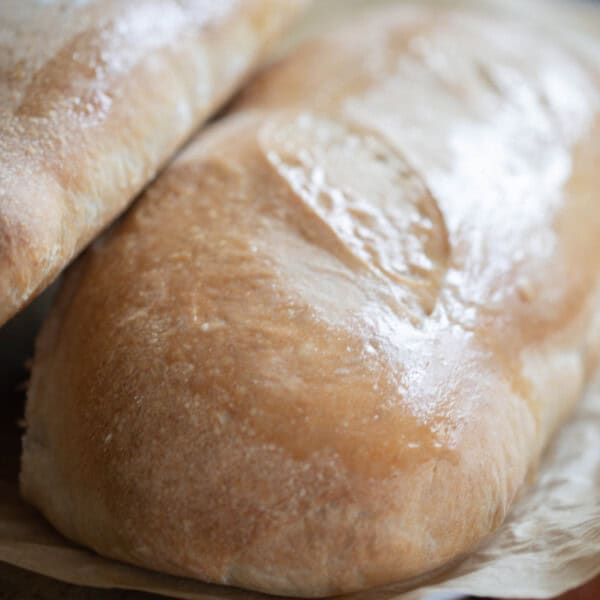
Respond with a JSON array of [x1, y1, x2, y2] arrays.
[[21, 5, 600, 597], [0, 0, 306, 326]]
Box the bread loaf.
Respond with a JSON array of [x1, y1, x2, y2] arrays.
[[21, 5, 600, 597], [0, 0, 306, 326]]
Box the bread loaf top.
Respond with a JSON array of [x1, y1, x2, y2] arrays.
[[0, 0, 306, 326], [21, 5, 600, 597]]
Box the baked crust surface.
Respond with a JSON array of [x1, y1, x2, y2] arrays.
[[22, 6, 600, 597]]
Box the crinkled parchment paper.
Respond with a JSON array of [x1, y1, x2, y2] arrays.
[[1, 1, 599, 598]]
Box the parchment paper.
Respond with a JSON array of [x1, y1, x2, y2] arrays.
[[1, 1, 599, 599]]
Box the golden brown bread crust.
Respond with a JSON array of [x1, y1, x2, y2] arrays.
[[0, 0, 307, 326], [21, 5, 600, 597]]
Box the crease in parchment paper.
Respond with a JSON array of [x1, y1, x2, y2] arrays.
[[0, 1, 599, 599]]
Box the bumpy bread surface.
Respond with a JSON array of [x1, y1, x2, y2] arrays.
[[21, 5, 600, 597], [0, 0, 306, 326]]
